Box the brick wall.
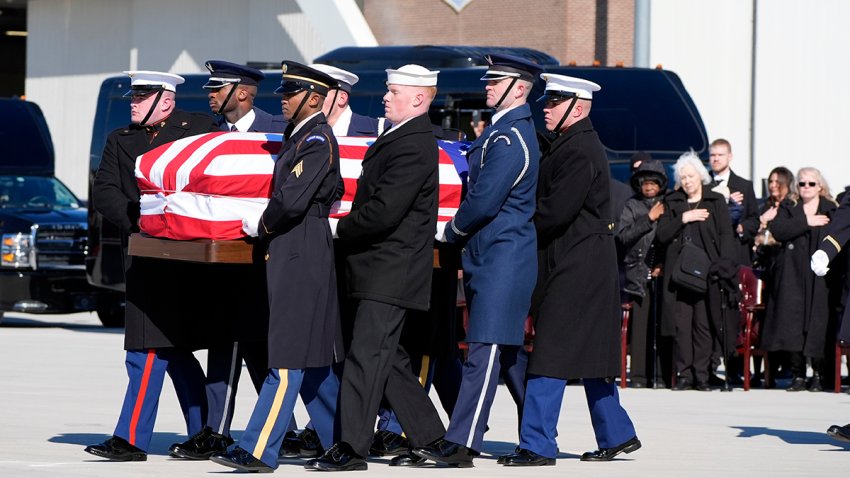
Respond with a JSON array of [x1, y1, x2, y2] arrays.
[[361, 0, 634, 66]]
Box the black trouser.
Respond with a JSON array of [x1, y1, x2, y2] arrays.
[[629, 294, 653, 385], [673, 290, 712, 384], [338, 300, 445, 457]]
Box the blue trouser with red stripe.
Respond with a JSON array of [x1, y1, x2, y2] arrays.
[[519, 375, 637, 458], [114, 349, 207, 452], [238, 366, 339, 469], [443, 343, 527, 452]]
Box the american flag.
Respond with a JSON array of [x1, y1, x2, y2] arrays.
[[136, 131, 467, 240]]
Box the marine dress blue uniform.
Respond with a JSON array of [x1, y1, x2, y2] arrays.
[[441, 101, 539, 453]]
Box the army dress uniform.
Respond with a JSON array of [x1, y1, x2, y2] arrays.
[[211, 62, 343, 472], [87, 71, 219, 458]]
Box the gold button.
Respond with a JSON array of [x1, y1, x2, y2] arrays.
[[264, 253, 270, 261]]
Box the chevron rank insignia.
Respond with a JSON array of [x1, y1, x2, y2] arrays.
[[291, 160, 304, 178]]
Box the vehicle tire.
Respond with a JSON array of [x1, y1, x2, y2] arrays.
[[96, 298, 125, 328]]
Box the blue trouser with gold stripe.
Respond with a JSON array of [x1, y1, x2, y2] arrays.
[[114, 348, 207, 452], [443, 343, 527, 452], [519, 375, 637, 458], [205, 343, 296, 437], [238, 366, 339, 469]]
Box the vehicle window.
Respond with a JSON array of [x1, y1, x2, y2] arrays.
[[0, 176, 81, 209]]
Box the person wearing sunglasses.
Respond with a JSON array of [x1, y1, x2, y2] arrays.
[[762, 167, 840, 392]]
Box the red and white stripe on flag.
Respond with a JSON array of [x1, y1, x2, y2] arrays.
[[136, 132, 464, 240]]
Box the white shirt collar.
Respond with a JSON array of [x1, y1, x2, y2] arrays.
[[490, 103, 522, 126], [227, 109, 256, 132], [331, 107, 352, 137], [382, 115, 418, 136], [714, 170, 731, 183], [291, 112, 322, 137]]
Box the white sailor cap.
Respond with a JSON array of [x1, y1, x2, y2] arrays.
[[309, 64, 359, 93], [385, 64, 439, 87], [538, 73, 601, 101], [122, 70, 185, 97]]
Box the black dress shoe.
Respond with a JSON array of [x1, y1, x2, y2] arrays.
[[169, 426, 233, 460], [499, 448, 556, 466], [695, 382, 712, 392], [787, 377, 806, 392], [369, 429, 410, 457], [673, 378, 693, 391], [210, 446, 273, 473], [827, 424, 850, 443], [85, 435, 147, 461], [299, 427, 325, 458], [279, 430, 302, 458], [808, 374, 824, 392], [412, 438, 475, 467], [389, 451, 427, 467], [580, 436, 641, 462], [304, 442, 367, 471]]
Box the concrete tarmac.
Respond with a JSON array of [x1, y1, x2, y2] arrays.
[[0, 311, 848, 477]]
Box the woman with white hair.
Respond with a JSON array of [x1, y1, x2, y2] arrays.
[[761, 167, 839, 392], [655, 151, 736, 390]]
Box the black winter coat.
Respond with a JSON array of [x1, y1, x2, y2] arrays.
[[762, 197, 839, 358], [337, 113, 439, 311], [617, 194, 663, 298], [655, 189, 737, 339], [528, 117, 620, 380], [259, 113, 344, 368]]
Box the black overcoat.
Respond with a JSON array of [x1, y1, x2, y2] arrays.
[[92, 110, 237, 350], [527, 117, 620, 380], [655, 189, 736, 340], [762, 197, 838, 358], [259, 113, 344, 369], [337, 113, 439, 311]]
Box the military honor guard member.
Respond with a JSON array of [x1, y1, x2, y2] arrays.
[[310, 63, 387, 136], [85, 71, 219, 461], [499, 73, 640, 466], [167, 60, 292, 461], [211, 61, 342, 472], [209, 62, 344, 473], [412, 53, 542, 468], [305, 64, 447, 472]]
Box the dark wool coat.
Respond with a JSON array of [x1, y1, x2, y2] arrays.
[[762, 197, 839, 358], [444, 104, 539, 346], [337, 113, 439, 311], [259, 113, 344, 369], [527, 117, 621, 380], [722, 171, 759, 266], [655, 189, 737, 341], [91, 110, 233, 350]]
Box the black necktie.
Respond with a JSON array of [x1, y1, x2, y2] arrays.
[[230, 125, 238, 132]]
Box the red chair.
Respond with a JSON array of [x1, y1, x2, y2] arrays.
[[620, 302, 632, 389], [834, 341, 850, 393], [737, 267, 769, 391]]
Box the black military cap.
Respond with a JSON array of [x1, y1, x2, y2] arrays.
[[275, 61, 335, 96], [480, 53, 543, 83], [203, 60, 265, 89]]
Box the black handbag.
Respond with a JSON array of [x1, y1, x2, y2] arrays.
[[670, 240, 711, 294]]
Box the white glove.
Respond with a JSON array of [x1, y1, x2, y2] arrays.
[[242, 216, 259, 237], [811, 250, 830, 277], [435, 222, 448, 242]]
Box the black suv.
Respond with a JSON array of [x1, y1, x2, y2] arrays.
[[0, 99, 118, 325]]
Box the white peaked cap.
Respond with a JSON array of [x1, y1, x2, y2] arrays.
[[385, 64, 439, 87], [123, 70, 185, 92], [309, 63, 359, 91], [539, 73, 601, 100]]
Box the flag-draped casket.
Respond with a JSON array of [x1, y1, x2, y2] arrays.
[[134, 132, 467, 241]]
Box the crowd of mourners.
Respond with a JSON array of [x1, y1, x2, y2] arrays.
[[616, 138, 848, 392]]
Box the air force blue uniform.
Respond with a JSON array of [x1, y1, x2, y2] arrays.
[[442, 103, 539, 452]]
